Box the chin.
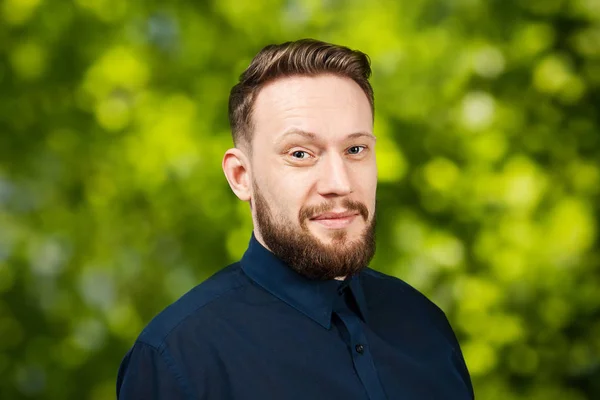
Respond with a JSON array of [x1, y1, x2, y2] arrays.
[[312, 225, 362, 244]]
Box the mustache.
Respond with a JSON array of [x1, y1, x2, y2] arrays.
[[299, 198, 369, 222]]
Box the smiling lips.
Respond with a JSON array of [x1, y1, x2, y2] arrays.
[[309, 210, 360, 229]]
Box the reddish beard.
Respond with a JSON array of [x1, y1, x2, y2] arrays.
[[252, 184, 376, 280]]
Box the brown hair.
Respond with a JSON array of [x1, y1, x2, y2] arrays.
[[228, 39, 374, 149]]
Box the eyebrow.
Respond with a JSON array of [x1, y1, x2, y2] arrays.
[[346, 132, 377, 141], [276, 129, 376, 144]]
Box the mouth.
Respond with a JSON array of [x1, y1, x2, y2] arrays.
[[309, 210, 361, 229]]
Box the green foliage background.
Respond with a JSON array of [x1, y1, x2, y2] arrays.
[[1, 0, 599, 398]]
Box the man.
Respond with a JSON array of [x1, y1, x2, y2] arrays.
[[117, 39, 474, 399]]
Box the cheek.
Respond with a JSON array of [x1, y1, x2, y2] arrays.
[[264, 175, 310, 219], [354, 164, 377, 214], [352, 162, 377, 191]]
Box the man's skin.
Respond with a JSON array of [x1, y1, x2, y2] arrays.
[[222, 74, 377, 261]]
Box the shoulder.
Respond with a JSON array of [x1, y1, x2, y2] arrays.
[[361, 268, 472, 393], [360, 267, 446, 318], [136, 262, 249, 350], [361, 267, 463, 348]]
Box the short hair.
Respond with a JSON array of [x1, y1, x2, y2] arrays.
[[228, 39, 374, 149]]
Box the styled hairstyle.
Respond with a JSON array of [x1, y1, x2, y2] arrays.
[[228, 39, 374, 149]]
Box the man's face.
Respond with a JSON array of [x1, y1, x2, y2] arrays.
[[249, 74, 377, 279]]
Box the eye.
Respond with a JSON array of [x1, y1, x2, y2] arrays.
[[291, 150, 310, 159], [347, 146, 366, 155]]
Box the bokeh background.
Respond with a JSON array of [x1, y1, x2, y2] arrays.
[[1, 0, 599, 398]]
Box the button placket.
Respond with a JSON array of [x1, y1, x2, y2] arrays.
[[355, 344, 365, 354]]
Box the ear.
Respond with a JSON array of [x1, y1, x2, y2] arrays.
[[222, 148, 251, 202]]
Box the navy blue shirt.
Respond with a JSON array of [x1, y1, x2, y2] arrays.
[[117, 235, 474, 399]]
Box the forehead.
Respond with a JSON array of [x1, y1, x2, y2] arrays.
[[251, 74, 373, 143]]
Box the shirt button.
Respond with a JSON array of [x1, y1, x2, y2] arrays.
[[355, 344, 365, 354]]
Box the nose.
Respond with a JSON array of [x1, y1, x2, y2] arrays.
[[316, 154, 352, 197]]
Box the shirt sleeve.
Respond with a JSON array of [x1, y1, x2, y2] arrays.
[[117, 341, 192, 400], [437, 311, 475, 399]]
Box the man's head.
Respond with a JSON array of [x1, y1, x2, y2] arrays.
[[222, 39, 377, 280]]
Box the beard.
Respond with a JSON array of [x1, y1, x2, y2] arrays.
[[252, 183, 376, 280]]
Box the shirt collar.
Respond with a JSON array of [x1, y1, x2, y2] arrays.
[[240, 233, 370, 329]]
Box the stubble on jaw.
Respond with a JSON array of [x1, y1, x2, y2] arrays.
[[252, 183, 376, 280]]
